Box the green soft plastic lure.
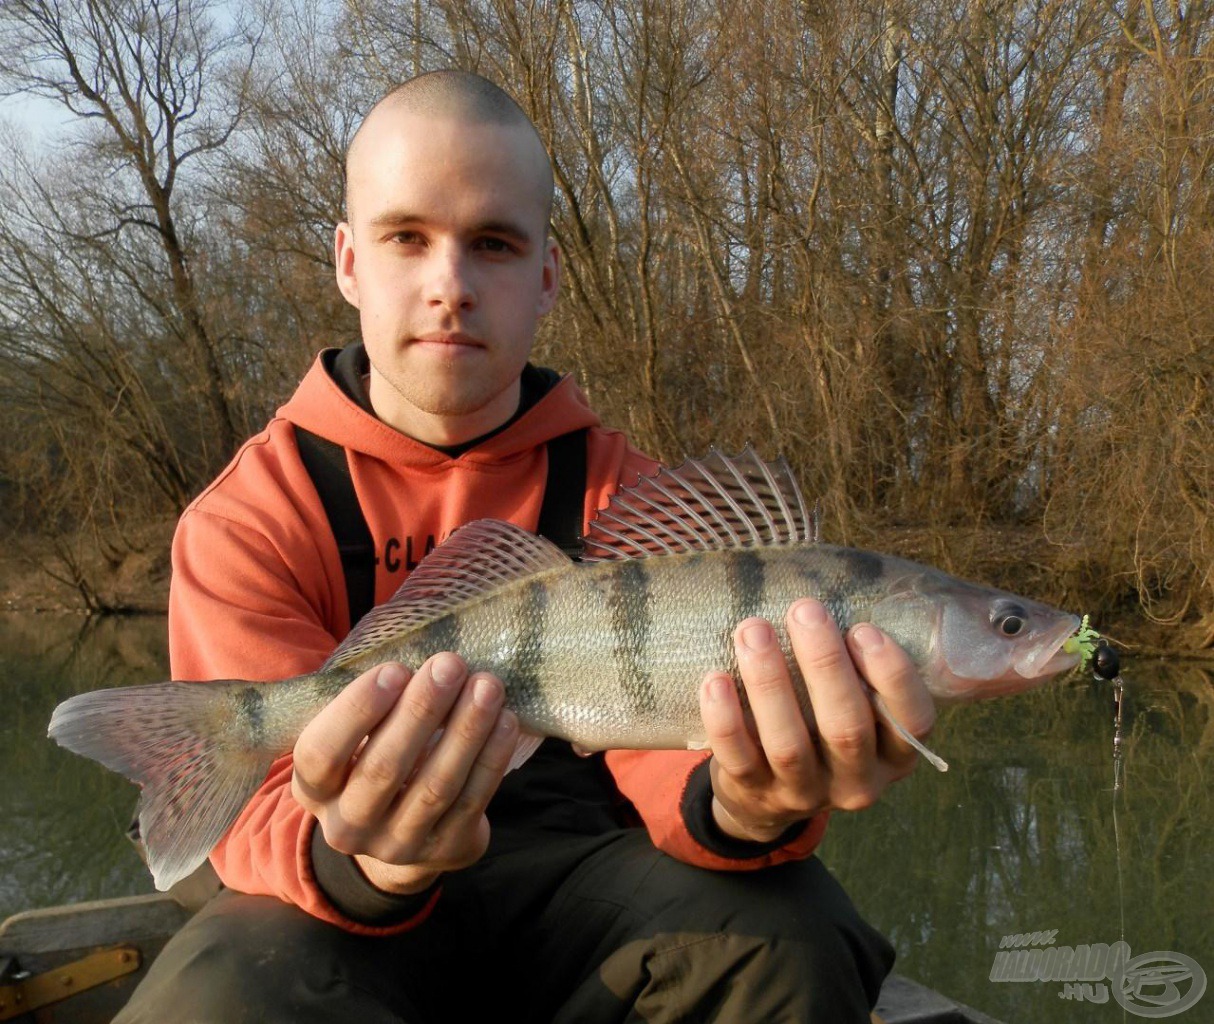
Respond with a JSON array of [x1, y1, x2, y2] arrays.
[[1064, 615, 1121, 680], [1063, 615, 1102, 667]]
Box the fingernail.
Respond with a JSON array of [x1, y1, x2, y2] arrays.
[[376, 664, 408, 692], [740, 621, 775, 651], [703, 674, 731, 702], [792, 599, 829, 627], [850, 624, 884, 653], [430, 653, 465, 688], [473, 675, 501, 709]]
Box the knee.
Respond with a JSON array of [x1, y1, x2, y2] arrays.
[[643, 855, 859, 940], [115, 894, 349, 1024], [640, 856, 894, 1003]]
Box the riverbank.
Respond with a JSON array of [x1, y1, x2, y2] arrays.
[[2, 518, 1210, 658], [0, 521, 175, 617]]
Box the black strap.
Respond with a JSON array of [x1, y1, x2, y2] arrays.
[[295, 427, 377, 630], [538, 428, 588, 560], [294, 426, 589, 629]]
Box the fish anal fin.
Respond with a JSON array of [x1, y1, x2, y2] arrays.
[[509, 730, 546, 772], [582, 447, 816, 561], [324, 520, 571, 672]]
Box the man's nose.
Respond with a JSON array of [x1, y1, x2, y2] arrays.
[[425, 243, 476, 311]]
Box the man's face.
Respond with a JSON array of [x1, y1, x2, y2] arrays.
[[335, 111, 560, 445]]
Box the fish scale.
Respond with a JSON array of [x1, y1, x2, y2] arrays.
[[47, 449, 1083, 892]]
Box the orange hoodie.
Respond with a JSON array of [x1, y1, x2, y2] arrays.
[[169, 350, 826, 934]]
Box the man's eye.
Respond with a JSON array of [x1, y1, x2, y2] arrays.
[[477, 237, 514, 253], [392, 232, 424, 245]]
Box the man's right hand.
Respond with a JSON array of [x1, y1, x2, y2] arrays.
[[291, 654, 520, 895]]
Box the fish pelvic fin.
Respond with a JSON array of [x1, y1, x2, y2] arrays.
[[869, 691, 949, 772], [324, 520, 571, 672], [48, 681, 276, 891], [582, 446, 816, 561]]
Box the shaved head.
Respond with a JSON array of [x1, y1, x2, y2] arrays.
[[345, 70, 554, 224]]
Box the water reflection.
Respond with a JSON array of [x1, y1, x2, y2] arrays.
[[821, 661, 1214, 1022], [0, 614, 164, 920], [2, 616, 1211, 1023]]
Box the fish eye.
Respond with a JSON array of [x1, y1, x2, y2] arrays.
[[992, 603, 1027, 637]]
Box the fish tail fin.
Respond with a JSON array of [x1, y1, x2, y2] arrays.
[[48, 680, 276, 891]]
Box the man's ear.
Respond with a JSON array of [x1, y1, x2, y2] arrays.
[[334, 222, 360, 308], [536, 235, 561, 316]]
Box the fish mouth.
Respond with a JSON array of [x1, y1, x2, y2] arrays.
[[1014, 613, 1082, 679]]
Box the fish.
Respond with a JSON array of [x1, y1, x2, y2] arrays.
[[48, 448, 1082, 891]]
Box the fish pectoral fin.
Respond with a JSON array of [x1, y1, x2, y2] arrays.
[[508, 730, 545, 772], [869, 691, 949, 772]]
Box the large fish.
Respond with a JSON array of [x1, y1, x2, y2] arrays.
[[48, 449, 1082, 891]]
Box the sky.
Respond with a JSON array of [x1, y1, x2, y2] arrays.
[[0, 91, 76, 149], [0, 0, 249, 149]]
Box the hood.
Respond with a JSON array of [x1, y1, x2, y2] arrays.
[[279, 347, 603, 470]]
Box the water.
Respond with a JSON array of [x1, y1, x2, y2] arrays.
[[821, 657, 1213, 1022], [0, 614, 163, 919], [2, 614, 1211, 1022]]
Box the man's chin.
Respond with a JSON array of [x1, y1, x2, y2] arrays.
[[369, 377, 522, 445]]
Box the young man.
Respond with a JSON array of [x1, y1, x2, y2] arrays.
[[117, 71, 935, 1022]]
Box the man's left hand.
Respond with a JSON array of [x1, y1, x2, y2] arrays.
[[699, 598, 936, 843]]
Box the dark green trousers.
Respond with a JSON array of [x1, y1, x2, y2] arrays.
[[115, 828, 891, 1023]]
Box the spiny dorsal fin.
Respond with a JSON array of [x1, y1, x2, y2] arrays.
[[323, 519, 571, 671], [583, 446, 815, 561]]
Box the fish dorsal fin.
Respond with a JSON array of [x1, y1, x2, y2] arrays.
[[323, 519, 571, 671], [582, 446, 815, 561]]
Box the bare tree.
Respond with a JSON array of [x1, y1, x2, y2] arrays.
[[0, 0, 1208, 638], [0, 0, 259, 467]]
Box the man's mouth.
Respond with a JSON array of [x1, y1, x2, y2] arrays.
[[413, 331, 483, 349]]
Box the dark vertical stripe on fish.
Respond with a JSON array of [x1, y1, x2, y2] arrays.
[[793, 557, 829, 608], [729, 550, 767, 624], [512, 580, 549, 705], [819, 549, 882, 622], [610, 560, 657, 714], [235, 687, 265, 747], [841, 548, 883, 587], [426, 613, 461, 661]]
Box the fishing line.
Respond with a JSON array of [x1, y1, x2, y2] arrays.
[[1091, 638, 1129, 1023], [1111, 673, 1127, 1024]]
